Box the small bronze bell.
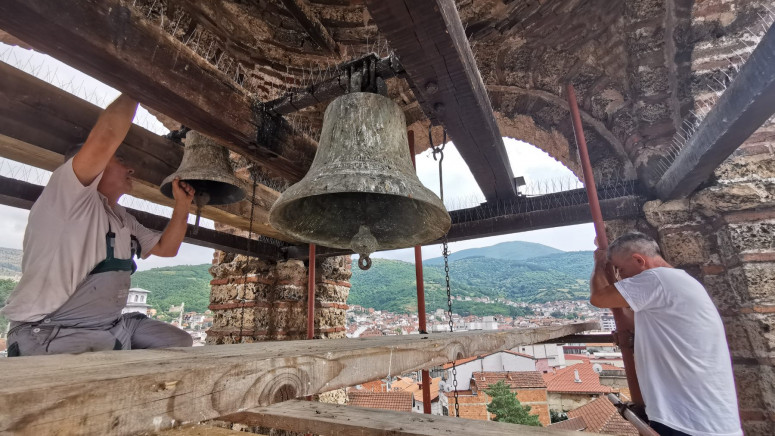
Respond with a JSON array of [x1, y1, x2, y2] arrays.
[[269, 92, 451, 269], [161, 131, 245, 233]]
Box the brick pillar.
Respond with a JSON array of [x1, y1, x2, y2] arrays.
[[637, 132, 775, 435], [206, 253, 351, 344]]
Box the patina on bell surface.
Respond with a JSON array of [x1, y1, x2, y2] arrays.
[[269, 92, 451, 268], [161, 130, 245, 232]]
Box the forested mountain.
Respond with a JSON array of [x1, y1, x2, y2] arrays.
[[130, 264, 212, 313], [2, 241, 594, 319], [424, 241, 562, 265], [349, 248, 593, 314], [0, 247, 23, 280]]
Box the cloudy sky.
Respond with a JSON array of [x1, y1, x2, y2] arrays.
[[0, 43, 595, 271]]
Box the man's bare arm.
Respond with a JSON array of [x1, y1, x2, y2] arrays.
[[590, 248, 630, 308], [149, 178, 194, 257], [72, 94, 138, 186]]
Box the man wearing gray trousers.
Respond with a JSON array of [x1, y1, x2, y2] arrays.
[[2, 94, 195, 356]]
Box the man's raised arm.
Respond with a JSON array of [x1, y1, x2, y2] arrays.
[[590, 248, 630, 309], [72, 94, 138, 185]]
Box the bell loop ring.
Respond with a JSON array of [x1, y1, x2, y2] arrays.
[[358, 254, 372, 270]]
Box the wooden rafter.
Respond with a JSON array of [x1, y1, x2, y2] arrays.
[[0, 62, 292, 240], [0, 322, 596, 435], [365, 0, 517, 202], [656, 23, 775, 199], [279, 0, 339, 55], [0, 0, 315, 182], [221, 400, 595, 436]]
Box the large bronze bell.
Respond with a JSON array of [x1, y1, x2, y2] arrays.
[[161, 131, 245, 231], [269, 92, 451, 269]]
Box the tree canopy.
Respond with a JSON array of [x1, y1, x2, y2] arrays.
[[484, 381, 542, 426]]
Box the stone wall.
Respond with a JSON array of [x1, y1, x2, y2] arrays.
[[206, 252, 351, 344]]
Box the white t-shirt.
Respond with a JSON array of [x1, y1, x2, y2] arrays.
[[1, 158, 161, 322], [615, 267, 742, 436]]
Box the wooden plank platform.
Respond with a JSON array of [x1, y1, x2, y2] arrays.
[[220, 399, 598, 436], [0, 322, 596, 435]]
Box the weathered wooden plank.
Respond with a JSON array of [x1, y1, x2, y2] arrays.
[[147, 424, 263, 436], [537, 334, 613, 344], [445, 196, 645, 243], [0, 62, 292, 240], [656, 23, 775, 199], [279, 0, 339, 54], [364, 0, 517, 202], [0, 0, 315, 182], [221, 400, 599, 436], [0, 175, 283, 260], [0, 322, 596, 435]]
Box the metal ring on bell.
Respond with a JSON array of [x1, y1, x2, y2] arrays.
[[358, 254, 372, 270]]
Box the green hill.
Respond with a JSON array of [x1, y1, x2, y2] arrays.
[[0, 247, 23, 280], [424, 241, 563, 265], [1, 240, 593, 320], [130, 264, 212, 313], [349, 250, 593, 314]]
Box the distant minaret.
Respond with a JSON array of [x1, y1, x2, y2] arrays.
[[178, 302, 185, 326]]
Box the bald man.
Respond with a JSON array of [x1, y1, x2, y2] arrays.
[[590, 231, 741, 436]]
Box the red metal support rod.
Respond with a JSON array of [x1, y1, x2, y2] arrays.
[[566, 84, 645, 407], [307, 243, 316, 340], [409, 130, 432, 414]]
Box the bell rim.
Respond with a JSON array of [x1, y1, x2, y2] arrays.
[[159, 174, 246, 205], [269, 191, 451, 251]]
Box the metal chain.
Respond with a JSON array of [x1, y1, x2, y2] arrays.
[[430, 127, 459, 417], [238, 174, 259, 342]]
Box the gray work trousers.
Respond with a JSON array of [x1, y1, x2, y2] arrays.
[[7, 270, 192, 356]]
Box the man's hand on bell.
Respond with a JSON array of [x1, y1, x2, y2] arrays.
[[172, 177, 195, 204]]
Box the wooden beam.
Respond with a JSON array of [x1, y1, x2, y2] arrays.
[[152, 425, 258, 436], [0, 0, 315, 181], [221, 400, 596, 436], [0, 322, 596, 435], [0, 62, 291, 240], [445, 183, 646, 242], [279, 0, 339, 55], [0, 175, 284, 260], [537, 334, 614, 344], [656, 24, 775, 199], [364, 0, 517, 202]]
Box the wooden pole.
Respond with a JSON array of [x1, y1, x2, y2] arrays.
[[409, 130, 432, 414], [566, 84, 644, 407]]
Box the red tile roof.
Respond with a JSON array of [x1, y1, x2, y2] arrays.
[[412, 377, 442, 402], [471, 371, 546, 390], [441, 350, 535, 369], [348, 391, 413, 412], [548, 416, 587, 431], [567, 396, 638, 435], [389, 377, 417, 392], [544, 363, 612, 394], [354, 379, 387, 393], [562, 354, 591, 362]]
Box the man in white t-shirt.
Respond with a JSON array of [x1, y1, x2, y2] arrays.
[[2, 94, 195, 356], [590, 231, 742, 436]]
